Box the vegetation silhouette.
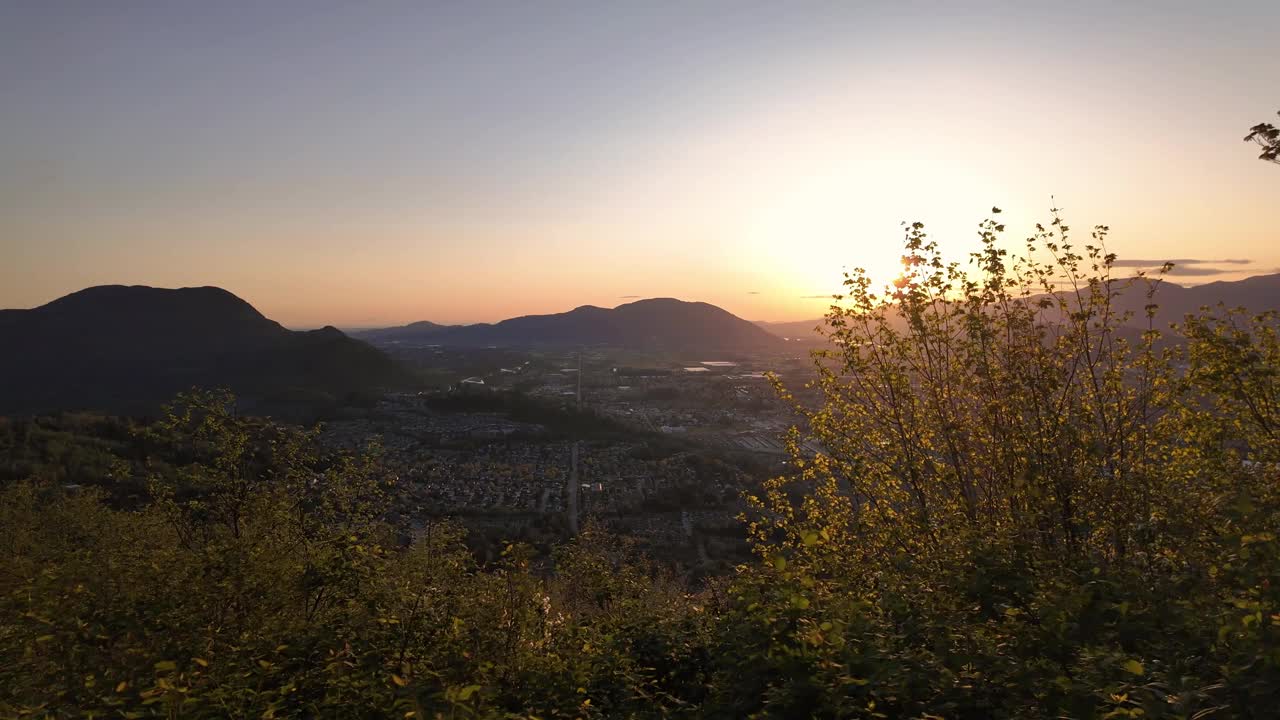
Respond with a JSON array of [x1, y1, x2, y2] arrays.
[[1245, 110, 1279, 164]]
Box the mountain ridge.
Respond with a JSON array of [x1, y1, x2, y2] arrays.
[[0, 285, 414, 416], [353, 297, 784, 351]]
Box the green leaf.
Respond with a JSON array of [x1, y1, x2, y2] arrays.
[[153, 660, 177, 673], [1122, 659, 1144, 676]]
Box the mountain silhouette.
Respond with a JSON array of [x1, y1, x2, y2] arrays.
[[0, 285, 414, 416], [1129, 273, 1280, 323], [354, 298, 784, 351], [356, 320, 458, 344], [758, 273, 1280, 340]]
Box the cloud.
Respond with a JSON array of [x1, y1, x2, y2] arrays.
[[746, 291, 760, 295], [1111, 258, 1251, 268], [800, 294, 833, 299], [1109, 258, 1253, 278], [618, 294, 640, 299], [1161, 265, 1254, 277]]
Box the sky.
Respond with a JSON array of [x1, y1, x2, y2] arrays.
[[2, 1, 1278, 328]]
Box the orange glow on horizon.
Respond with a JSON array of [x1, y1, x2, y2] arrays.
[[2, 4, 1277, 327]]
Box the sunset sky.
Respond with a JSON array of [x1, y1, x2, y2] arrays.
[[2, 1, 1277, 328]]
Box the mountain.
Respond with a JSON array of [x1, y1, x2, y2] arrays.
[[355, 320, 457, 344], [354, 298, 784, 352], [757, 273, 1280, 340], [0, 285, 414, 416], [754, 319, 831, 341], [1140, 273, 1280, 322]]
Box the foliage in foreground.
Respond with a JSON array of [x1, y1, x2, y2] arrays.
[[3, 212, 1279, 718], [1245, 110, 1279, 164]]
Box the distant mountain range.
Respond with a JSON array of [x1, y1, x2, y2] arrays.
[[754, 273, 1280, 340], [353, 298, 784, 352], [356, 320, 457, 343], [8, 274, 1269, 417], [0, 286, 414, 416]]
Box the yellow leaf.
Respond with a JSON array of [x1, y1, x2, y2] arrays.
[[192, 657, 208, 667], [115, 681, 128, 693], [391, 673, 408, 687], [1122, 659, 1144, 675]]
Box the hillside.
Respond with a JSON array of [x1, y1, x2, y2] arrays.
[[355, 298, 784, 352], [0, 285, 414, 416]]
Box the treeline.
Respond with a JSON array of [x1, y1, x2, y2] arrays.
[[424, 390, 636, 441], [2, 214, 1279, 718]]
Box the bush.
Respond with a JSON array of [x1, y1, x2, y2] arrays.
[[739, 210, 1280, 717]]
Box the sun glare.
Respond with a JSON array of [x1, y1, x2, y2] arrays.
[[740, 178, 913, 307]]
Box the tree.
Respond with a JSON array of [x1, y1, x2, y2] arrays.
[[1245, 111, 1279, 164], [735, 210, 1280, 717]]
